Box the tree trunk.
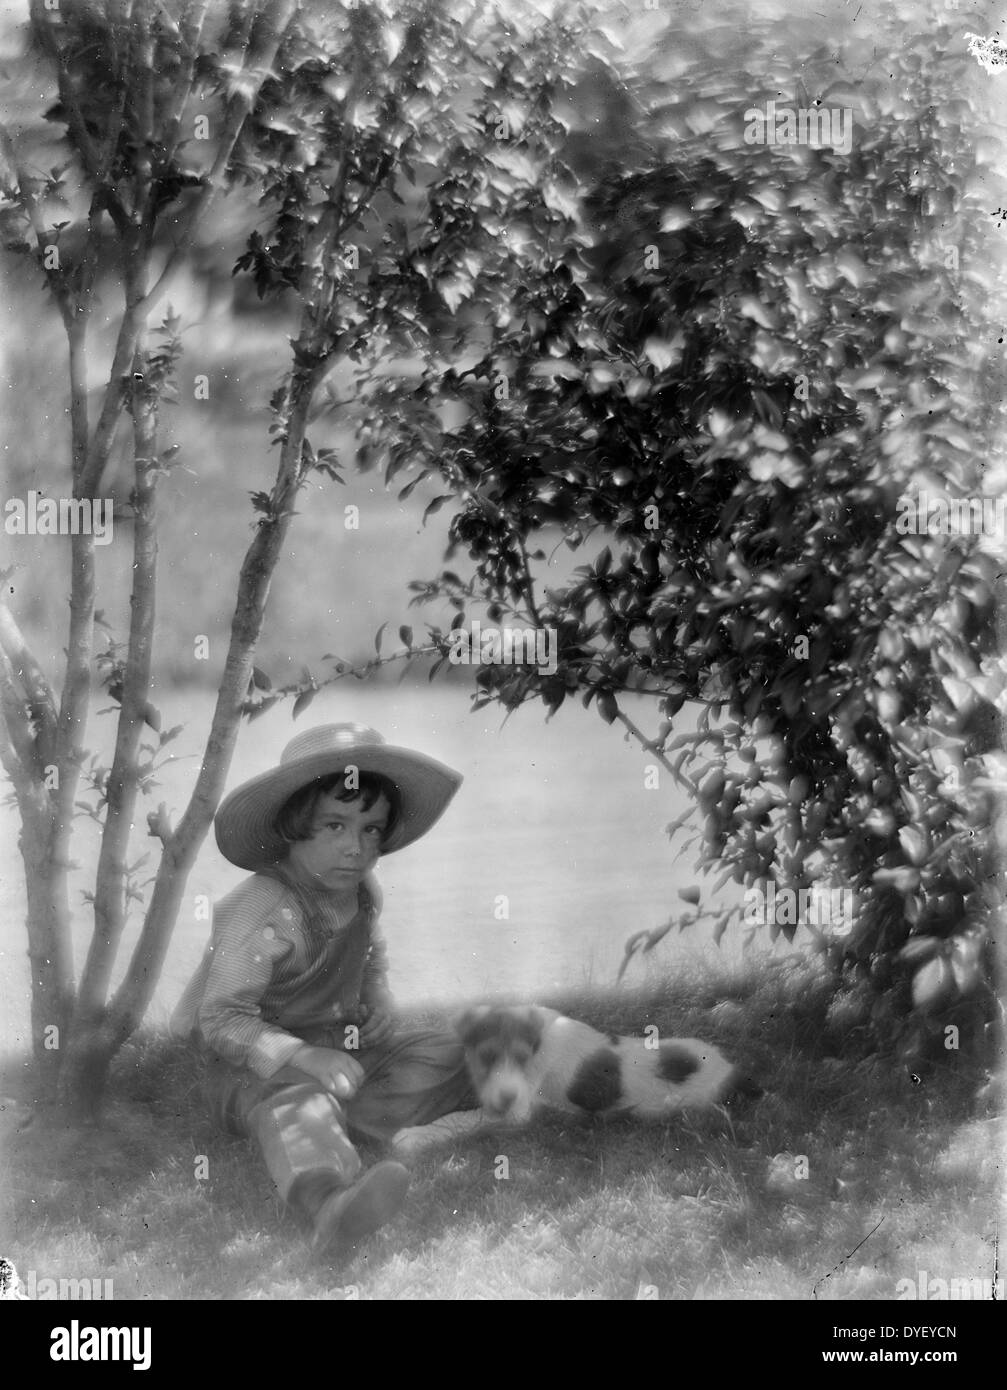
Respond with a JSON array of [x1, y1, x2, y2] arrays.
[[0, 607, 70, 1098], [54, 1019, 123, 1126], [59, 364, 327, 1117], [21, 804, 74, 1096], [76, 335, 160, 1025]]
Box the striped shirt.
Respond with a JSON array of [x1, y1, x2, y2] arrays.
[[170, 865, 390, 1079]]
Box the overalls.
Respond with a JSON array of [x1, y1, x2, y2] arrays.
[[200, 867, 477, 1198]]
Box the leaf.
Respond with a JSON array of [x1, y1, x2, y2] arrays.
[[596, 691, 619, 724], [679, 886, 701, 906], [398, 470, 431, 501], [872, 866, 921, 892], [899, 936, 942, 964], [949, 934, 981, 995], [835, 248, 871, 289], [292, 688, 317, 720], [436, 276, 471, 312], [738, 296, 778, 331], [374, 622, 388, 655], [381, 22, 405, 63], [399, 625, 413, 649], [788, 776, 809, 805], [942, 677, 976, 714], [660, 205, 693, 232], [898, 826, 930, 866], [251, 666, 272, 691], [423, 495, 452, 523], [912, 955, 954, 1010], [642, 336, 683, 370]]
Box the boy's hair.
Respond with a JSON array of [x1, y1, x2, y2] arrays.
[[274, 771, 400, 848]]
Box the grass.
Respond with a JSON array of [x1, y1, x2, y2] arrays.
[[1, 953, 1001, 1301]]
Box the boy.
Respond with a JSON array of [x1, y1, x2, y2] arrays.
[[171, 722, 481, 1259]]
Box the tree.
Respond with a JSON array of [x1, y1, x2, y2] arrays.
[[0, 0, 605, 1116], [345, 4, 1004, 1061]]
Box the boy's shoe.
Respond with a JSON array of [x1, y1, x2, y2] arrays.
[[311, 1160, 410, 1258]]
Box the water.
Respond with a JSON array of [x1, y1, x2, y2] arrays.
[[0, 683, 771, 1052]]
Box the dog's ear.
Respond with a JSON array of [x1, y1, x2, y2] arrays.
[[454, 1004, 490, 1041]]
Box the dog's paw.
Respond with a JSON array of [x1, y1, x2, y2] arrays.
[[391, 1110, 492, 1156], [389, 1125, 432, 1157]]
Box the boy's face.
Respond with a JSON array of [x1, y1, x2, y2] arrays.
[[285, 789, 391, 889]]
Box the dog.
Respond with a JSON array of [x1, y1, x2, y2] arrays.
[[454, 1004, 760, 1124]]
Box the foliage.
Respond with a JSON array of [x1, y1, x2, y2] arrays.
[[345, 3, 1005, 1057], [235, 0, 620, 716]]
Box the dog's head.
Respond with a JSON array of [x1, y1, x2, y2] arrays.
[[454, 1005, 547, 1122]]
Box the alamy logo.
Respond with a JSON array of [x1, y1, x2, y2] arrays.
[[896, 1270, 1004, 1300], [4, 490, 114, 545], [743, 99, 853, 154], [446, 620, 558, 676], [896, 492, 1006, 539], [23, 1268, 114, 1299], [743, 880, 853, 935], [50, 1320, 151, 1372]]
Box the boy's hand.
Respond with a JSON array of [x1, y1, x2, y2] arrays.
[[358, 1001, 395, 1047], [290, 1045, 364, 1099]]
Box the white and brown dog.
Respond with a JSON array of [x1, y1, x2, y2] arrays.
[[391, 1005, 759, 1155], [454, 1004, 759, 1123]]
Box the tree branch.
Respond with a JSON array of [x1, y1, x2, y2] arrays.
[[137, 0, 299, 317], [109, 341, 326, 1032], [50, 319, 102, 889], [8, 152, 75, 329], [80, 302, 143, 495], [160, 0, 211, 169], [615, 706, 693, 794], [78, 347, 160, 1021], [28, 0, 131, 235], [0, 601, 59, 767], [0, 641, 41, 792]]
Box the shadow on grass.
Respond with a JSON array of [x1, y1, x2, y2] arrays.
[[1, 954, 1000, 1299]]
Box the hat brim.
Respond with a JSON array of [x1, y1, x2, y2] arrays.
[[214, 745, 462, 871]]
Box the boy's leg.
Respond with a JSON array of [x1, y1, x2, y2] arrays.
[[205, 1056, 363, 1197], [203, 1057, 409, 1254], [343, 1028, 483, 1145]]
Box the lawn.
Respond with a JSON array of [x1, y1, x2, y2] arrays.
[[1, 953, 1000, 1301]]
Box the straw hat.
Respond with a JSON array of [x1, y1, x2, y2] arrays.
[[214, 723, 462, 870]]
